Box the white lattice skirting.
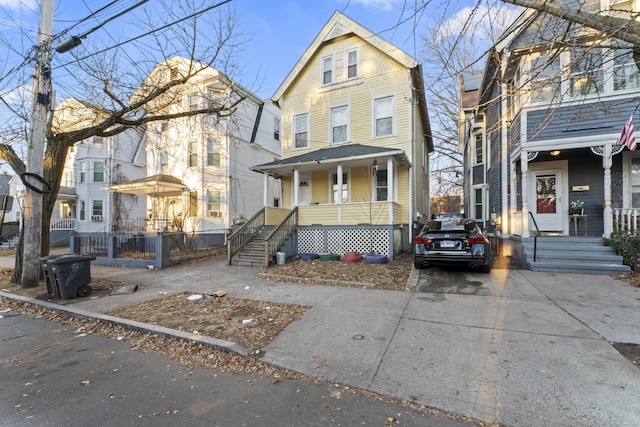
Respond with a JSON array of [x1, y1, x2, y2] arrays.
[[297, 226, 392, 256]]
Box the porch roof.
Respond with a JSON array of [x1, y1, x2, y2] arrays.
[[250, 144, 411, 178], [105, 174, 186, 196]]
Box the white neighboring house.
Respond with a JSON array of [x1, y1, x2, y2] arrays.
[[109, 56, 282, 235]]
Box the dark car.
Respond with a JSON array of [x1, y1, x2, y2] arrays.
[[413, 218, 491, 273]]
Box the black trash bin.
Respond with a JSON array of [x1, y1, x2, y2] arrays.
[[39, 255, 63, 298], [49, 254, 96, 299]]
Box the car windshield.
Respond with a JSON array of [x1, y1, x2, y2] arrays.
[[423, 218, 476, 232]]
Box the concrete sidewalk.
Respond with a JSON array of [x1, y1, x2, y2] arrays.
[[2, 254, 640, 426]]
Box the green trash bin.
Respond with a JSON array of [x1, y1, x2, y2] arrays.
[[49, 255, 96, 299]]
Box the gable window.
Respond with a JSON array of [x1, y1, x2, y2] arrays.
[[529, 53, 561, 103], [374, 96, 394, 137], [207, 189, 221, 217], [614, 48, 640, 91], [207, 139, 221, 166], [322, 55, 333, 85], [474, 133, 484, 165], [188, 141, 198, 167], [293, 113, 309, 149], [274, 117, 280, 141], [93, 161, 104, 183], [331, 105, 349, 144], [189, 190, 198, 217], [79, 162, 86, 183], [347, 49, 358, 78], [330, 171, 349, 203], [375, 169, 388, 201], [570, 47, 604, 96]]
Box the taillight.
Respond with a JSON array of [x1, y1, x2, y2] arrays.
[[467, 236, 485, 244], [414, 236, 429, 244]]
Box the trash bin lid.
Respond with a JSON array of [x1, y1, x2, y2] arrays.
[[48, 254, 97, 264]]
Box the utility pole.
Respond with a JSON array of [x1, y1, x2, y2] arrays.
[[22, 0, 54, 288]]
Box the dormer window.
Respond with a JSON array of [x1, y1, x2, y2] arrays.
[[322, 55, 333, 85]]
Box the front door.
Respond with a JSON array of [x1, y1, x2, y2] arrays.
[[529, 162, 567, 233]]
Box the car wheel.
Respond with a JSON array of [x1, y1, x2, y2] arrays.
[[479, 264, 491, 273], [413, 262, 425, 269]]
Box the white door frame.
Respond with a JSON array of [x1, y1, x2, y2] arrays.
[[528, 160, 568, 234]]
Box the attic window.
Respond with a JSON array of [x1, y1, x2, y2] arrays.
[[170, 67, 179, 80], [322, 55, 333, 85], [347, 49, 358, 78]]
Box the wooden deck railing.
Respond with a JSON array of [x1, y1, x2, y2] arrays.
[[227, 207, 265, 264], [613, 208, 640, 234], [263, 207, 297, 266]]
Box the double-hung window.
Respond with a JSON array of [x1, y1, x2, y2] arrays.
[[79, 162, 86, 183], [189, 92, 198, 111], [207, 139, 220, 166], [189, 191, 198, 217], [374, 96, 394, 137], [322, 55, 333, 85], [529, 53, 561, 103], [569, 47, 604, 96], [207, 190, 221, 216], [331, 105, 348, 144], [614, 48, 640, 91], [330, 171, 349, 204], [274, 117, 280, 141], [474, 134, 484, 165], [293, 113, 309, 149], [375, 170, 388, 201], [347, 49, 358, 79], [188, 141, 198, 167], [160, 151, 168, 174], [93, 161, 104, 183]]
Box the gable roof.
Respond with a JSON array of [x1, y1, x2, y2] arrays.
[[272, 10, 419, 103]]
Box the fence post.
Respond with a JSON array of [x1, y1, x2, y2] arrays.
[[69, 235, 81, 254], [108, 235, 118, 259]]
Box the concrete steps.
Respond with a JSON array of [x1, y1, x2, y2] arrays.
[[517, 236, 630, 275]]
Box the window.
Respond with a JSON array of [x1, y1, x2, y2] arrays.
[[614, 48, 640, 91], [570, 47, 604, 96], [322, 55, 333, 85], [330, 171, 349, 203], [160, 151, 168, 174], [170, 67, 179, 80], [189, 190, 198, 217], [189, 92, 198, 111], [374, 96, 394, 137], [293, 113, 308, 149], [375, 170, 388, 201], [529, 53, 561, 103], [274, 117, 280, 141], [273, 198, 280, 208], [347, 49, 358, 78], [93, 136, 104, 146], [161, 121, 168, 133], [79, 162, 86, 183], [92, 199, 103, 219], [79, 200, 85, 221], [207, 139, 220, 166], [331, 105, 348, 144], [474, 133, 484, 165], [473, 187, 483, 220], [93, 162, 104, 183], [188, 141, 198, 167], [207, 189, 221, 216]]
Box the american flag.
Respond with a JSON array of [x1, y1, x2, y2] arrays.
[[618, 114, 637, 151]]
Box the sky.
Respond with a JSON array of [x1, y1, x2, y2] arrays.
[[0, 0, 477, 100]]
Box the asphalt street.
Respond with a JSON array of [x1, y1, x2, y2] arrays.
[[0, 312, 472, 427]]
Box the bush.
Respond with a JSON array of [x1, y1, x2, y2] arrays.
[[606, 234, 640, 271]]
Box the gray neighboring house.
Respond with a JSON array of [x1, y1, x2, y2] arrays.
[[460, 3, 639, 273]]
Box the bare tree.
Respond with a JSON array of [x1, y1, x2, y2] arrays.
[[0, 0, 248, 285]]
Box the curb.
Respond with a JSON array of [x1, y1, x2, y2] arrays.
[[0, 290, 249, 356]]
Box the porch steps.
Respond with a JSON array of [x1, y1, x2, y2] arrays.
[[519, 236, 630, 275], [231, 226, 277, 267]]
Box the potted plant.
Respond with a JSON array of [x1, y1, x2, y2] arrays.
[[569, 200, 584, 215]]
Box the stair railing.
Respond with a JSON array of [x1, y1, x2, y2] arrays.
[[528, 211, 540, 262], [227, 208, 265, 264], [263, 207, 298, 267]]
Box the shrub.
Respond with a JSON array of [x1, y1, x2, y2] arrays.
[[606, 233, 640, 271]]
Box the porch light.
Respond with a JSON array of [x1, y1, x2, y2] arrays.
[[550, 150, 560, 156], [372, 159, 378, 176]]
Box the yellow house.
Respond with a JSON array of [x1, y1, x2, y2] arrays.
[[242, 11, 432, 263]]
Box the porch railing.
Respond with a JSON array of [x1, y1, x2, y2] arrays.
[[264, 207, 297, 266], [613, 208, 640, 234], [227, 207, 265, 264], [50, 218, 76, 230]]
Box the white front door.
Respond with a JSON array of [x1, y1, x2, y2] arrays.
[[298, 173, 312, 205], [529, 162, 567, 232]]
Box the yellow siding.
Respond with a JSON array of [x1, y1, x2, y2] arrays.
[[311, 171, 329, 204], [350, 166, 372, 203]]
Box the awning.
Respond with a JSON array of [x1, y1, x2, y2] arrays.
[[105, 174, 186, 196]]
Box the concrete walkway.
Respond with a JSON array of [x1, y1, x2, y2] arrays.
[[1, 253, 640, 426]]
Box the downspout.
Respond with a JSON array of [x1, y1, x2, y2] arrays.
[[409, 80, 416, 231], [500, 52, 509, 238]]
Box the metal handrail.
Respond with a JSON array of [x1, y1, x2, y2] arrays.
[[263, 207, 297, 266], [227, 207, 265, 264], [528, 211, 540, 262]]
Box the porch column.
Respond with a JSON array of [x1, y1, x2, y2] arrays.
[[603, 144, 613, 237], [263, 173, 269, 207], [520, 151, 530, 238], [337, 164, 343, 204], [387, 158, 394, 223], [293, 169, 299, 207], [510, 159, 518, 234]]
